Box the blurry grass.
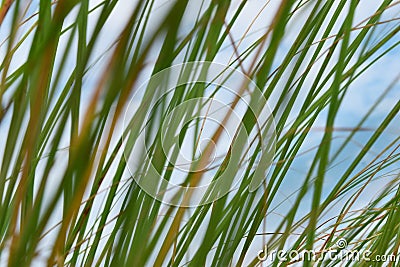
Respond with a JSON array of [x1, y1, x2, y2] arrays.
[[0, 0, 400, 266]]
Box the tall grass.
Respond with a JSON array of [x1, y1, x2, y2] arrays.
[[0, 0, 400, 266]]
